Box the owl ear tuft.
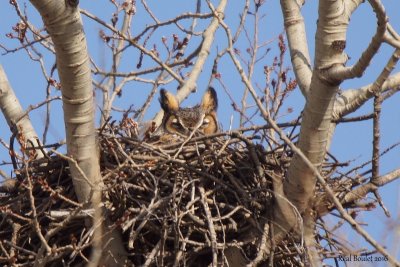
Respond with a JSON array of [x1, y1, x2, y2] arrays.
[[201, 87, 218, 112], [159, 89, 179, 113]]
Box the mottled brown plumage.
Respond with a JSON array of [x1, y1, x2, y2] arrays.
[[159, 88, 218, 141]]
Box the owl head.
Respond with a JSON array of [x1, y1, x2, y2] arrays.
[[159, 87, 218, 137]]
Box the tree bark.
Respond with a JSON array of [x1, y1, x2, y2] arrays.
[[29, 0, 99, 203], [29, 0, 129, 265], [283, 0, 349, 214], [0, 64, 45, 159], [280, 0, 312, 96]]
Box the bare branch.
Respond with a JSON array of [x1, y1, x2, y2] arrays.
[[80, 9, 184, 85], [334, 49, 400, 119], [0, 64, 45, 159], [341, 168, 400, 206], [101, 2, 135, 124], [371, 91, 382, 180], [152, 0, 228, 126], [280, 0, 312, 96], [327, 0, 387, 81]]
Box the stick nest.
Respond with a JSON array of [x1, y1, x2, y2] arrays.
[[0, 121, 373, 266]]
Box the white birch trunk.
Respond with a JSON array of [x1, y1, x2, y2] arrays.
[[283, 0, 350, 213], [29, 1, 129, 265], [29, 0, 99, 203], [0, 64, 45, 159]]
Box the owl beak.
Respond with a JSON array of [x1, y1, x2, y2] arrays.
[[188, 114, 205, 134]]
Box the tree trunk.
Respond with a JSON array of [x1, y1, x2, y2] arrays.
[[29, 0, 129, 265]]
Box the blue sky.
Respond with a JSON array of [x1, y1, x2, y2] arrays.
[[0, 1, 399, 265]]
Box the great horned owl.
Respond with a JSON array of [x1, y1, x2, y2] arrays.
[[159, 87, 218, 139]]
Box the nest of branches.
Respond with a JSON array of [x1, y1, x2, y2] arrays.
[[0, 120, 373, 266]]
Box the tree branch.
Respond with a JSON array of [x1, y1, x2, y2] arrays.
[[152, 0, 228, 126], [0, 64, 45, 159], [334, 49, 400, 119], [327, 0, 387, 81], [341, 168, 400, 206], [280, 0, 312, 96]]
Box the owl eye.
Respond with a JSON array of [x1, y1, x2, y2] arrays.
[[170, 117, 183, 129], [202, 118, 210, 125]]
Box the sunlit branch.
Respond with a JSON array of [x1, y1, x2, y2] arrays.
[[134, 12, 213, 41], [152, 0, 228, 126], [280, 0, 312, 96], [80, 9, 184, 85], [101, 2, 135, 124], [334, 49, 400, 119], [0, 65, 45, 159], [327, 0, 387, 81]]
